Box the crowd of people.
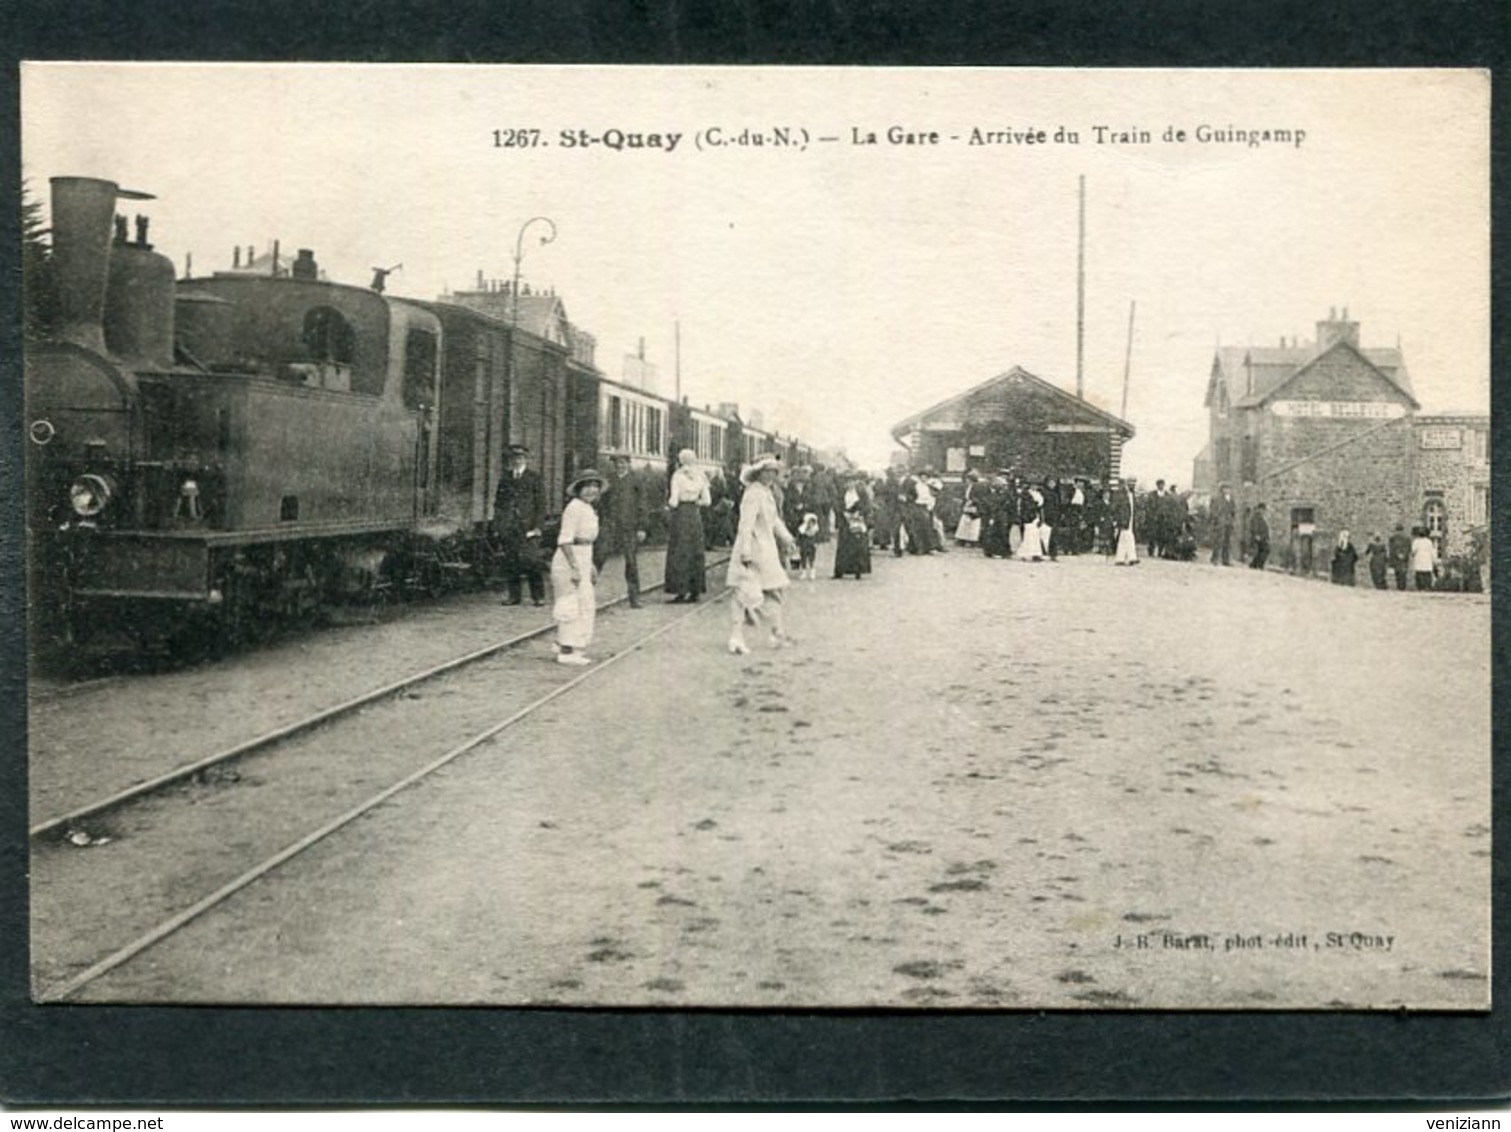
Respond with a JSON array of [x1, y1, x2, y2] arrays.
[[489, 446, 1471, 665], [866, 466, 1154, 566]]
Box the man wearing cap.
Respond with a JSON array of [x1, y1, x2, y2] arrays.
[[594, 454, 647, 608], [495, 444, 546, 606]]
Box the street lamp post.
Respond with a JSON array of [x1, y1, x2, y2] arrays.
[[506, 216, 557, 492]]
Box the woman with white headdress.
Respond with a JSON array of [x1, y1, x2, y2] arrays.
[[1014, 483, 1047, 562], [663, 447, 711, 603], [726, 453, 799, 654]]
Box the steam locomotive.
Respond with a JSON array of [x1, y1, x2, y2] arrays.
[[25, 175, 813, 648]]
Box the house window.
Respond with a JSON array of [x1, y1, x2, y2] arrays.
[[1240, 435, 1258, 483], [1470, 485, 1488, 526], [1423, 497, 1448, 552]]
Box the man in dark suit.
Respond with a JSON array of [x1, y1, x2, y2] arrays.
[[495, 443, 546, 606], [1210, 483, 1236, 565], [1040, 477, 1061, 559], [1248, 502, 1271, 570], [594, 454, 647, 608], [1387, 523, 1412, 591]]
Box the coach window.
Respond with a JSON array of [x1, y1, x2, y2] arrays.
[[402, 329, 438, 410]]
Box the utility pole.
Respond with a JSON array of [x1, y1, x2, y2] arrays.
[[1076, 174, 1086, 400], [1121, 299, 1136, 422]]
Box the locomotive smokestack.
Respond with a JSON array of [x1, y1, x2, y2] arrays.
[[49, 176, 154, 353]]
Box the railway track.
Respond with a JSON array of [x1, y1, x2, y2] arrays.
[[34, 580, 728, 1003], [30, 559, 729, 841]]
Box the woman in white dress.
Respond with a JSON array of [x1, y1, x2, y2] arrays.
[[726, 454, 799, 655], [551, 469, 604, 665], [953, 470, 983, 546]]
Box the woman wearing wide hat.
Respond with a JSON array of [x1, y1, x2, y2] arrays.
[[726, 454, 799, 654], [551, 469, 605, 665]]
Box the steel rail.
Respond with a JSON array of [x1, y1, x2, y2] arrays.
[[29, 558, 729, 840], [36, 591, 725, 1003]]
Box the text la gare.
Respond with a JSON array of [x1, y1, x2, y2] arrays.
[[853, 126, 942, 145]]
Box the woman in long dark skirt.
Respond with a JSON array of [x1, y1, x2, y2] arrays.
[[1330, 529, 1359, 586], [833, 471, 873, 579], [980, 474, 1012, 558], [664, 448, 710, 602]]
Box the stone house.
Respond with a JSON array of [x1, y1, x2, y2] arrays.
[[1197, 310, 1426, 573]]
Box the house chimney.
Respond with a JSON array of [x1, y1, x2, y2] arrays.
[[1316, 307, 1361, 351], [292, 248, 318, 281]]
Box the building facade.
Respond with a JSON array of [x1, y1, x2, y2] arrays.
[[1410, 413, 1491, 562], [890, 366, 1135, 482], [1197, 310, 1487, 570]]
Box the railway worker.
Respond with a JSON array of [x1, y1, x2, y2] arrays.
[[552, 469, 604, 665], [595, 454, 647, 608], [727, 453, 799, 655], [664, 448, 711, 603], [496, 444, 546, 607]]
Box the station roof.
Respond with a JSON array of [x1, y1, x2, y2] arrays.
[[889, 366, 1135, 442]]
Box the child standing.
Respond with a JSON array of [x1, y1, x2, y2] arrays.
[[796, 512, 820, 579]]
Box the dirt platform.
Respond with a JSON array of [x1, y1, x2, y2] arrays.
[[69, 547, 1490, 1009]]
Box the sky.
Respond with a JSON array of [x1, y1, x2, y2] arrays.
[[21, 65, 1490, 480]]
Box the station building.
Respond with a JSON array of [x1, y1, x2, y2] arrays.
[[890, 366, 1135, 482], [1194, 309, 1488, 569]]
